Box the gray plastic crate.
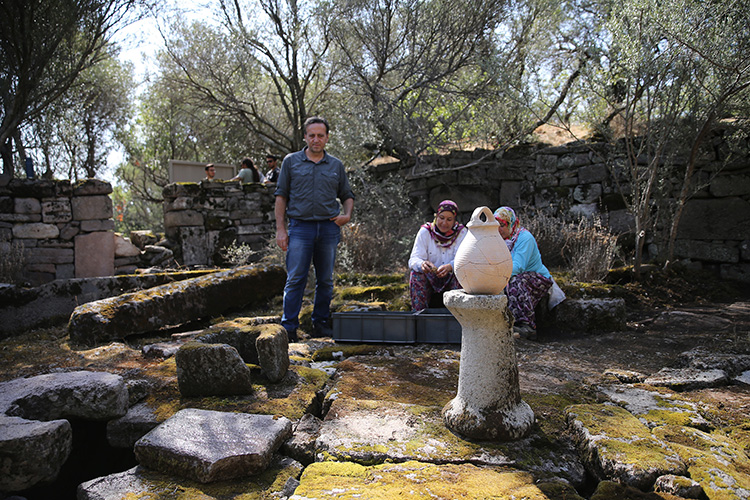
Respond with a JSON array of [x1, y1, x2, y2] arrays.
[[415, 308, 462, 344], [332, 311, 416, 343]]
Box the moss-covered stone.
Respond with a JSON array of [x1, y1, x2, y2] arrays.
[[565, 404, 686, 490], [293, 460, 549, 499], [652, 424, 750, 500]]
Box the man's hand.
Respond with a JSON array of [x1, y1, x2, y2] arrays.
[[276, 228, 289, 251], [331, 213, 351, 227]]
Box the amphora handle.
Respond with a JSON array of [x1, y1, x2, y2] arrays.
[[467, 206, 499, 228]]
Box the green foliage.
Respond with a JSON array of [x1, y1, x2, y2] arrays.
[[336, 169, 424, 274], [111, 185, 164, 234]]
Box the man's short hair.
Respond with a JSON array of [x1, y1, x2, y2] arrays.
[[205, 164, 214, 171], [266, 154, 278, 161], [303, 116, 329, 134]]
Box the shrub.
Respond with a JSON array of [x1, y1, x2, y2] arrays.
[[523, 211, 618, 282]]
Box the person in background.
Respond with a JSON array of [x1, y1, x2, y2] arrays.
[[264, 154, 280, 184], [204, 163, 216, 181], [274, 116, 355, 342], [408, 200, 467, 311], [232, 158, 265, 183], [494, 206, 552, 339]]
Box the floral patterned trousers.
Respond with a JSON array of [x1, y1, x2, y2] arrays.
[[506, 271, 553, 329], [409, 270, 461, 311]]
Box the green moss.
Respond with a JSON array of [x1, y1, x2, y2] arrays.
[[294, 460, 549, 499], [143, 364, 328, 422], [590, 480, 663, 499]]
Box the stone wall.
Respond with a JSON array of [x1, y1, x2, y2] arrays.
[[370, 141, 750, 282], [0, 179, 115, 286], [162, 181, 276, 267]]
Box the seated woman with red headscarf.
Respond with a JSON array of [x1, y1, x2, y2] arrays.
[[408, 200, 468, 311], [494, 206, 552, 339]]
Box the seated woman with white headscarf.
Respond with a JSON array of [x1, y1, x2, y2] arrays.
[[494, 206, 553, 339]]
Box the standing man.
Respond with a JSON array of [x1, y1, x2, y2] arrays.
[[204, 163, 216, 181], [264, 154, 280, 184], [275, 117, 355, 341]]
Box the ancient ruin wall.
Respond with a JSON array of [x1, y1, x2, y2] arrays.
[[0, 179, 115, 286], [162, 181, 276, 267], [372, 141, 750, 282]]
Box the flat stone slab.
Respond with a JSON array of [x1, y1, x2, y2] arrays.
[[290, 460, 561, 499], [566, 404, 686, 490], [78, 458, 302, 500], [643, 367, 729, 391], [134, 408, 293, 483], [317, 397, 586, 487]]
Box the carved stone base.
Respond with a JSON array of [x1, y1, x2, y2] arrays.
[[442, 290, 534, 441]]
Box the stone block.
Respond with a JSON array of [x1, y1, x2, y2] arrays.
[[56, 264, 75, 280], [12, 222, 59, 239], [80, 218, 115, 232], [176, 342, 254, 397], [577, 163, 609, 184], [164, 210, 204, 227], [536, 154, 558, 173], [677, 198, 750, 240], [14, 197, 41, 214], [72, 195, 113, 220], [41, 198, 72, 223], [164, 196, 193, 211], [499, 181, 522, 207], [178, 226, 208, 266], [573, 183, 602, 204], [0, 213, 41, 223], [58, 221, 80, 240], [115, 233, 142, 258], [710, 173, 750, 197], [0, 196, 12, 213], [72, 179, 112, 196], [24, 247, 73, 265], [674, 239, 739, 263], [75, 231, 115, 278], [255, 324, 289, 382]]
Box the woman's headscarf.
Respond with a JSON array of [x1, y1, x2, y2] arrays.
[[494, 206, 526, 251], [422, 200, 464, 248]]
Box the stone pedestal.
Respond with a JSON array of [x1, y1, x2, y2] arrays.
[[442, 290, 534, 440]]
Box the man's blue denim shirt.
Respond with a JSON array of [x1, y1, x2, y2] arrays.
[[274, 148, 355, 221]]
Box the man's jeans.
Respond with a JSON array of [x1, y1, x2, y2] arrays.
[[281, 219, 341, 333]]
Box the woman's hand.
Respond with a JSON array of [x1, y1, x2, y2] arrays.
[[436, 263, 452, 278], [421, 261, 437, 274]]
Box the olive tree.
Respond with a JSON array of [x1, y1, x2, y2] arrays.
[[0, 0, 141, 176]]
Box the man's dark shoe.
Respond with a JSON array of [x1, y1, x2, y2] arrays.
[[286, 328, 298, 343], [311, 320, 333, 338]]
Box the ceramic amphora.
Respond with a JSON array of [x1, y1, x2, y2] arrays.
[[453, 206, 513, 295]]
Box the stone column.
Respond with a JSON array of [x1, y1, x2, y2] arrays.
[[442, 290, 534, 441]]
